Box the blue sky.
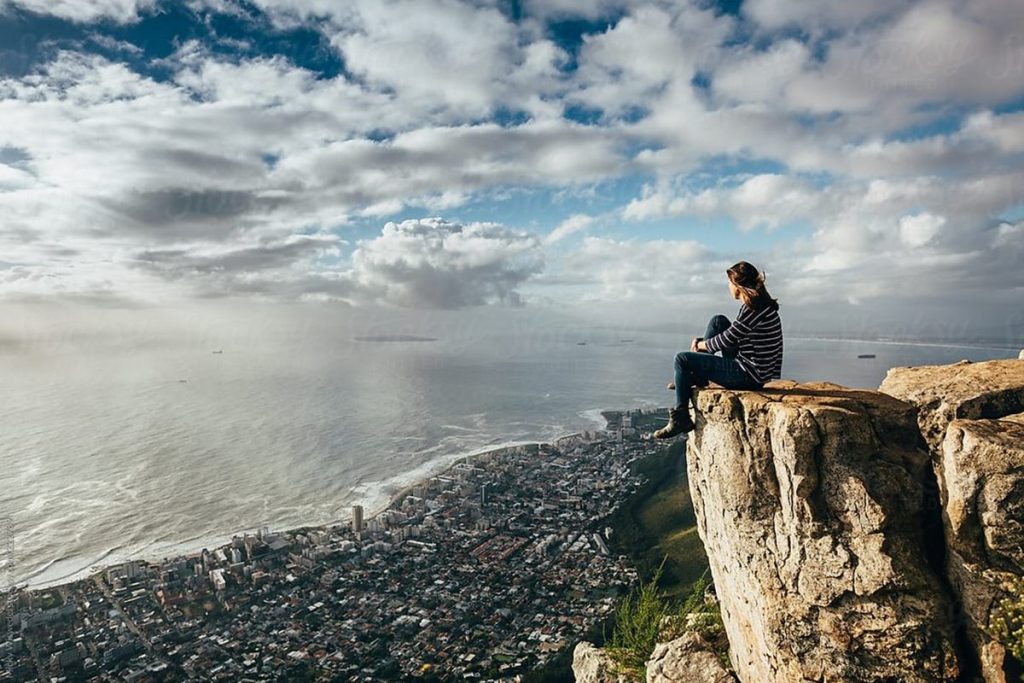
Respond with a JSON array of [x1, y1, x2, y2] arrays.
[[0, 0, 1023, 343]]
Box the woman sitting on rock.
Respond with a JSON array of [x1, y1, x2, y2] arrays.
[[654, 261, 783, 439]]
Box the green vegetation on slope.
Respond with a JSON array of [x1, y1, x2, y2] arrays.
[[606, 567, 727, 680], [606, 562, 673, 675], [606, 438, 709, 599]]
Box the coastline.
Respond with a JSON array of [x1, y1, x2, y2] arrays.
[[365, 406, 610, 522], [8, 414, 613, 595], [362, 439, 543, 521]]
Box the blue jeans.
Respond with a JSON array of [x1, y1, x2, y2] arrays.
[[674, 315, 762, 409]]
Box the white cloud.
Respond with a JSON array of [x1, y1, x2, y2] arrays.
[[993, 220, 1024, 249], [712, 39, 810, 105], [331, 0, 520, 119], [899, 212, 946, 247], [269, 120, 629, 215], [776, 0, 1024, 117], [0, 162, 37, 190], [742, 0, 913, 33], [346, 218, 544, 308], [0, 47, 626, 306], [521, 0, 628, 21], [0, 0, 155, 23], [548, 235, 711, 302], [570, 3, 731, 119], [618, 163, 1024, 315], [623, 174, 819, 231], [545, 214, 595, 244], [0, 0, 1023, 332], [962, 109, 1024, 153], [116, 218, 545, 308]]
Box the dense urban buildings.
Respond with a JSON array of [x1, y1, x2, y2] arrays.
[[1, 410, 667, 681]]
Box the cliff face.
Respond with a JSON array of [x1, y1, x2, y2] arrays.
[[687, 381, 960, 682], [881, 359, 1024, 682], [573, 358, 1024, 683]]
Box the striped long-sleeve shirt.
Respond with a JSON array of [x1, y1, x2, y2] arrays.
[[704, 302, 784, 384]]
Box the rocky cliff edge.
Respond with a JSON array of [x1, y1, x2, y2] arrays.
[[574, 356, 1024, 683]]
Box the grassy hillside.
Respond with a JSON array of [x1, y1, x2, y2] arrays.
[[607, 438, 709, 599]]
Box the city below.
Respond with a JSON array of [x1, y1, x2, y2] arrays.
[[1, 410, 666, 681]]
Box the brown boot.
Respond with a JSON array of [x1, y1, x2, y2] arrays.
[[653, 406, 695, 439]]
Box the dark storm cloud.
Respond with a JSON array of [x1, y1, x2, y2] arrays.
[[98, 188, 287, 241]]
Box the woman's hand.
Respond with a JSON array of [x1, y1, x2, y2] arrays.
[[691, 337, 707, 352]]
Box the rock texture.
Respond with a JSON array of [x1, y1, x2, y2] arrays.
[[647, 632, 736, 683], [879, 359, 1024, 453], [943, 414, 1024, 683], [881, 359, 1024, 682], [573, 633, 735, 683], [687, 381, 961, 682], [575, 360, 1024, 683], [573, 642, 628, 683]]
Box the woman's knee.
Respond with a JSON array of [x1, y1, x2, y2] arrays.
[[675, 350, 699, 367], [710, 314, 729, 328]]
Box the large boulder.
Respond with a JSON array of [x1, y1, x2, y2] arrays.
[[687, 381, 961, 682], [572, 633, 737, 683], [647, 632, 736, 683], [572, 642, 628, 683], [881, 360, 1024, 682], [879, 359, 1024, 454]]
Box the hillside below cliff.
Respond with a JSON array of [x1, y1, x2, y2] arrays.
[[574, 356, 1024, 683]]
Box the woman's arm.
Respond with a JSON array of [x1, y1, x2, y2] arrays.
[[704, 305, 769, 352], [704, 317, 747, 353]]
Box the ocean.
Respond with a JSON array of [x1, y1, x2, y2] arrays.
[[0, 329, 1016, 590]]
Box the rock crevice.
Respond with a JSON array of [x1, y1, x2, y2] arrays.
[[882, 359, 1024, 683]]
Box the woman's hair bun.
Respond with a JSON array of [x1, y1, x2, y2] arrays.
[[727, 261, 762, 288], [727, 261, 778, 310]]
